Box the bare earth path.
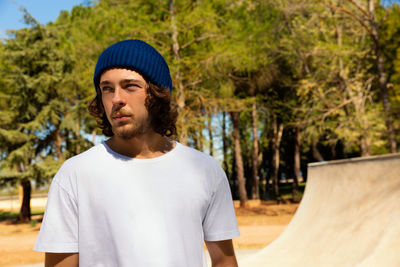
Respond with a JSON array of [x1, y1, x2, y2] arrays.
[[0, 221, 42, 266], [0, 198, 298, 267]]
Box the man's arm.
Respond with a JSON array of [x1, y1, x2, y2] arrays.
[[205, 239, 238, 267], [45, 253, 79, 267]]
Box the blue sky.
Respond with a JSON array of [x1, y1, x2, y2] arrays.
[[0, 0, 85, 39]]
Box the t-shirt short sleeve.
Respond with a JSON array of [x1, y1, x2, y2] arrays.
[[34, 177, 79, 253], [202, 166, 240, 241]]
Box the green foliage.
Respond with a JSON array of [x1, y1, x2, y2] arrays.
[[0, 209, 44, 222], [382, 4, 400, 135], [0, 0, 399, 203], [0, 9, 87, 192], [0, 211, 19, 221]]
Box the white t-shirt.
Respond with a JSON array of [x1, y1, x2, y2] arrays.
[[34, 141, 240, 267]]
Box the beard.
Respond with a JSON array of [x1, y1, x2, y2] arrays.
[[111, 114, 152, 139]]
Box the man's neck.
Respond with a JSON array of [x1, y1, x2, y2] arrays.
[[106, 132, 175, 159]]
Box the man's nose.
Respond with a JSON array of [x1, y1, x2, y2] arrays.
[[111, 87, 126, 106]]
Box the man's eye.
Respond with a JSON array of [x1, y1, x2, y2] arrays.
[[102, 87, 113, 92], [126, 84, 139, 89]]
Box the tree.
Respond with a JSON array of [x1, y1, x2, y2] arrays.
[[381, 3, 400, 136], [0, 11, 76, 221], [330, 0, 397, 153], [230, 111, 248, 206]]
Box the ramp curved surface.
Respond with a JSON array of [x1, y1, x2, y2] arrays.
[[240, 153, 400, 267]]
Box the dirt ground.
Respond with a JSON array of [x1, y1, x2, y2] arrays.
[[0, 200, 298, 267], [233, 202, 298, 249]]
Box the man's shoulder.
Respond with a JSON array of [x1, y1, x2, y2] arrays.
[[60, 142, 106, 171], [175, 142, 222, 173], [175, 143, 227, 190], [50, 143, 106, 192], [177, 143, 218, 163]]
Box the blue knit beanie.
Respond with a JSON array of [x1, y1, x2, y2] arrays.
[[93, 39, 173, 92]]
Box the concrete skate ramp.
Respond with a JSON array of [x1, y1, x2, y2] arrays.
[[240, 153, 400, 267]]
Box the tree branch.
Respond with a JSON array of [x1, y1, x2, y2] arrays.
[[180, 34, 218, 49], [346, 0, 370, 18], [322, 98, 353, 120], [327, 4, 377, 44]]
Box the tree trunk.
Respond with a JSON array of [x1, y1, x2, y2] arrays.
[[231, 146, 238, 200], [55, 126, 63, 161], [169, 0, 187, 145], [251, 102, 260, 199], [293, 126, 301, 201], [198, 122, 204, 152], [368, 0, 396, 153], [264, 171, 271, 200], [312, 139, 323, 161], [75, 122, 81, 155], [19, 179, 31, 222], [270, 115, 284, 201], [192, 128, 200, 150], [92, 128, 97, 144], [230, 111, 247, 206], [207, 112, 213, 156], [222, 111, 230, 179], [360, 136, 371, 157]]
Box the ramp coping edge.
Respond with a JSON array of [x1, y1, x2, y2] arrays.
[[308, 153, 400, 168]]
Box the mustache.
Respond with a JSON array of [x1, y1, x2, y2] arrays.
[[111, 110, 132, 117]]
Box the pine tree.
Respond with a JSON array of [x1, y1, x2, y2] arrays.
[[0, 11, 75, 221]]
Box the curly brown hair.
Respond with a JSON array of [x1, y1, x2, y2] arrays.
[[88, 82, 178, 138]]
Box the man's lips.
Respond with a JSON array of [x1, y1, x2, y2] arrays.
[[112, 114, 131, 121]]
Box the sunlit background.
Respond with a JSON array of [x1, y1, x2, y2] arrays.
[[1, 0, 400, 266]]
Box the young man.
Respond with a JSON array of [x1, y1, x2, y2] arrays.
[[34, 40, 240, 267]]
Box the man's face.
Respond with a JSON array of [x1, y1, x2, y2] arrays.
[[99, 68, 151, 139]]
